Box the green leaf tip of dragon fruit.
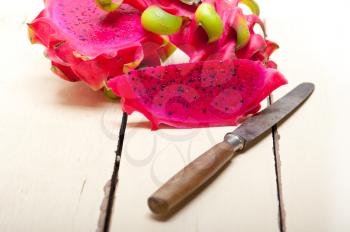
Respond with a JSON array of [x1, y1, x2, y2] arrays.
[[234, 14, 250, 50], [195, 3, 224, 43], [240, 0, 260, 16], [104, 86, 119, 100], [141, 6, 183, 35], [158, 38, 177, 62], [27, 27, 36, 44], [95, 0, 122, 12]]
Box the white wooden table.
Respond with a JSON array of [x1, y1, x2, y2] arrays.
[[1, 0, 349, 231]]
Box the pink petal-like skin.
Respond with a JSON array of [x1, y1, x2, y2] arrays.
[[169, 0, 242, 62], [51, 62, 79, 82], [125, 0, 243, 62], [246, 14, 266, 35], [108, 59, 287, 130], [28, 0, 163, 90], [236, 33, 267, 59], [136, 0, 279, 66], [265, 40, 280, 57], [168, 1, 271, 63], [251, 40, 280, 67]]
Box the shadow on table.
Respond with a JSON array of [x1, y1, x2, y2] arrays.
[[56, 82, 119, 108]]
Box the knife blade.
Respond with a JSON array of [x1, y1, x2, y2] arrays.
[[148, 82, 315, 215]]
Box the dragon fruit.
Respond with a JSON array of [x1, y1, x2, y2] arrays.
[[143, 0, 275, 64], [115, 0, 279, 65], [104, 0, 287, 129], [29, 0, 287, 129], [28, 0, 165, 90], [108, 59, 287, 130], [29, 0, 278, 89]]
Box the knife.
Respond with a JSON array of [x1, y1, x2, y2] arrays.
[[148, 82, 315, 215]]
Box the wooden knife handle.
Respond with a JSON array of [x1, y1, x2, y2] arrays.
[[148, 141, 235, 215]]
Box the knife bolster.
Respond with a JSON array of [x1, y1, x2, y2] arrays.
[[224, 133, 245, 151]]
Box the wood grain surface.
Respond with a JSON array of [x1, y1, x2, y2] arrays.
[[1, 0, 349, 231]]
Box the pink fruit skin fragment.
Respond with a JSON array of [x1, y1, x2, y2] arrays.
[[108, 59, 287, 130]]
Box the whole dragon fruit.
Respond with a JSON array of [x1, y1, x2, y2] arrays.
[[121, 0, 277, 64]]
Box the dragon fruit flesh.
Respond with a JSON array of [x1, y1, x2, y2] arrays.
[[108, 59, 287, 130]]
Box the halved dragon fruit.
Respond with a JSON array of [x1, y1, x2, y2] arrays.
[[108, 59, 287, 130], [28, 0, 164, 90]]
